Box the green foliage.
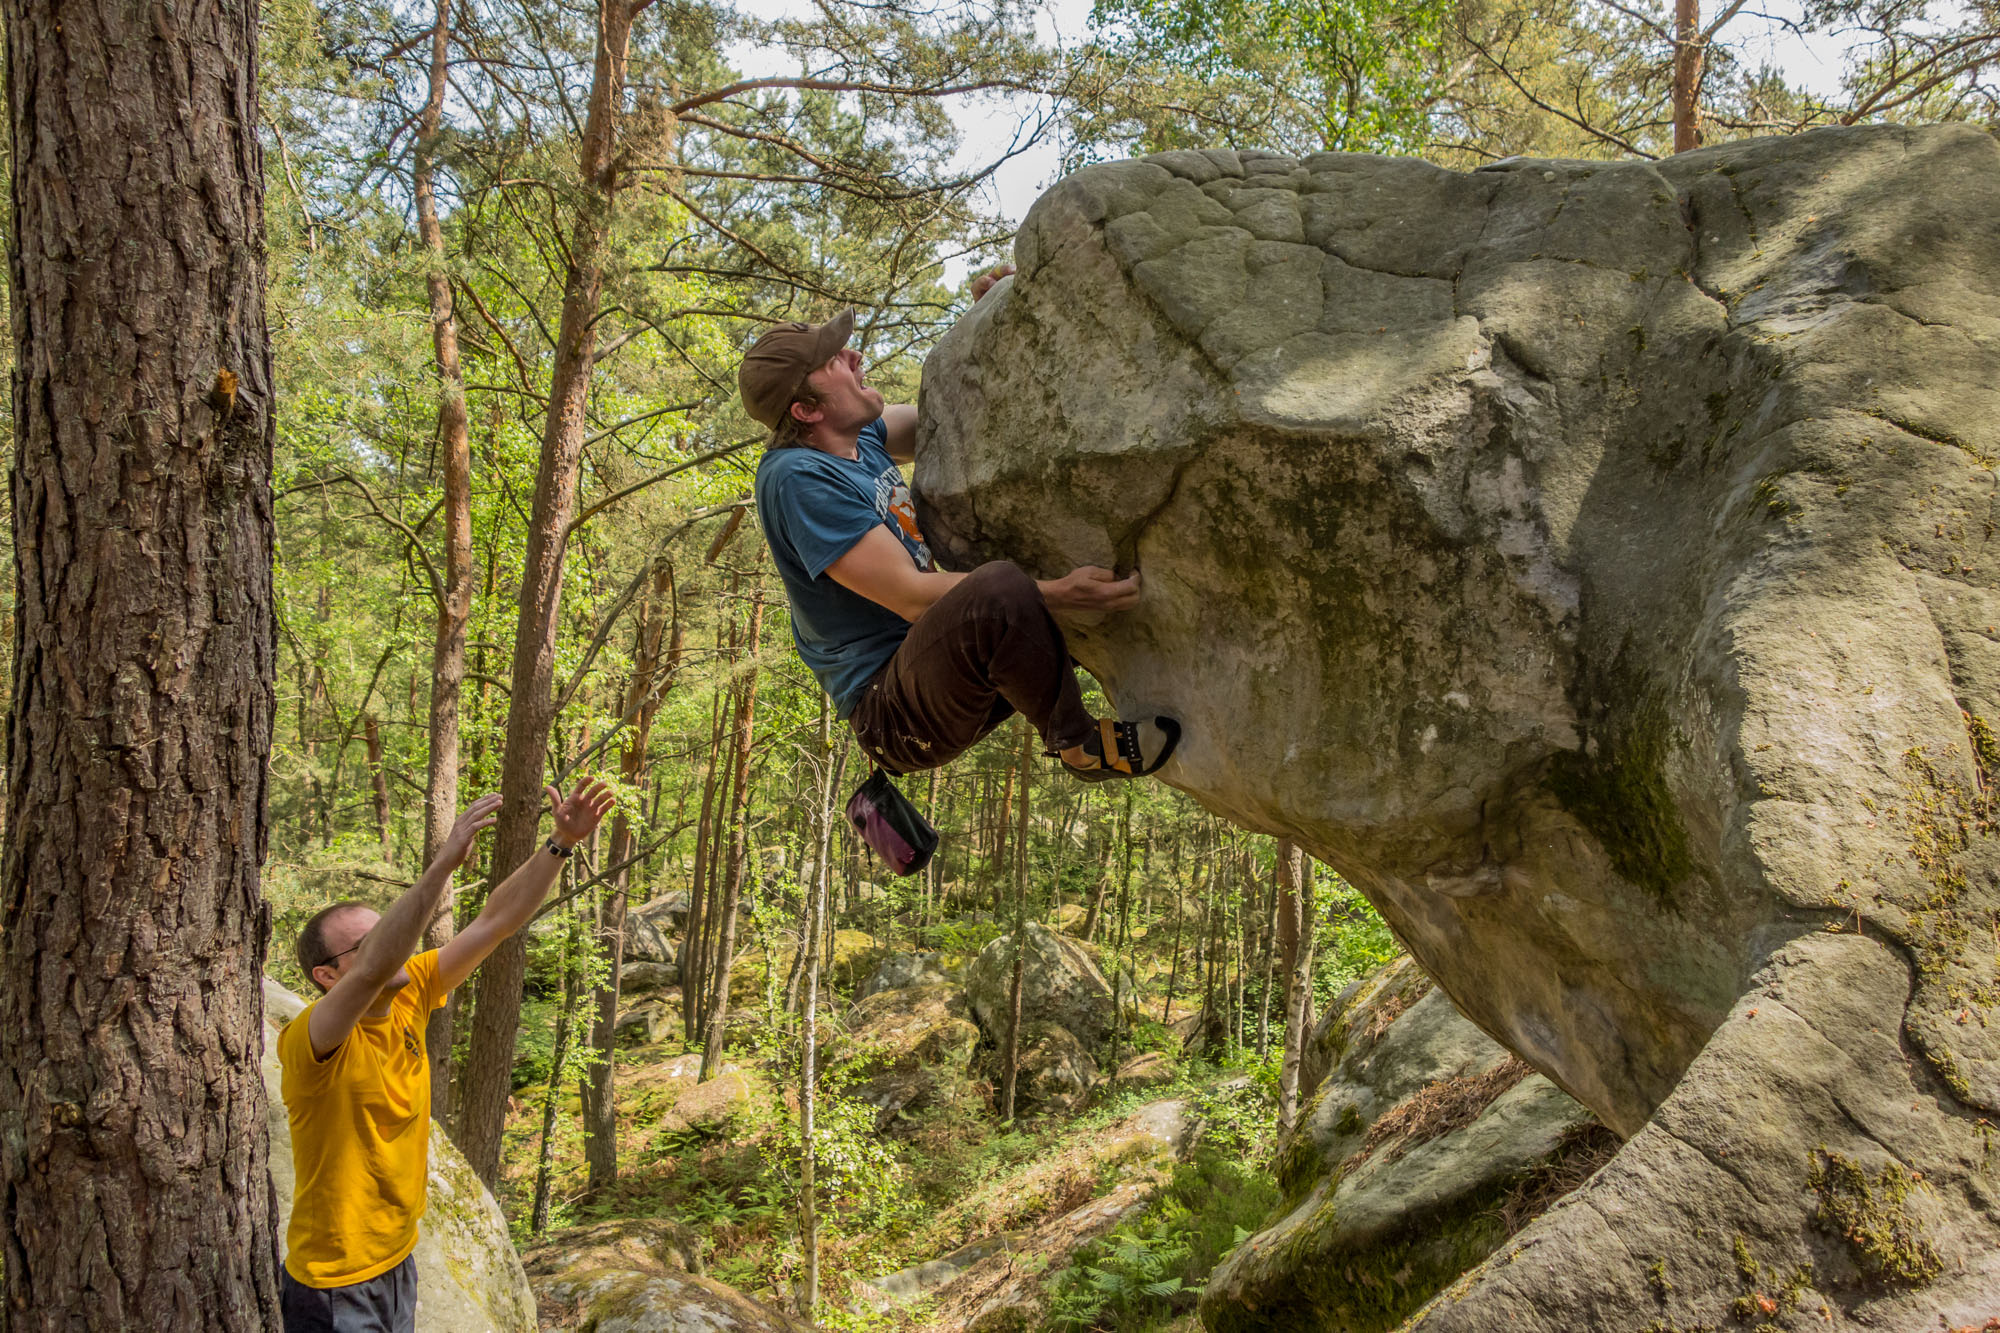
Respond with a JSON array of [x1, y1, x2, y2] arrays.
[[1045, 1150, 1281, 1331], [1086, 0, 1452, 154], [1316, 874, 1403, 1000]]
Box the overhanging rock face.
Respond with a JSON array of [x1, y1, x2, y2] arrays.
[[916, 125, 2000, 1329]]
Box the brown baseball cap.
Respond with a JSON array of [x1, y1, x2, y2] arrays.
[[737, 308, 855, 431]]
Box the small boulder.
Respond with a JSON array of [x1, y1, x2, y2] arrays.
[[624, 912, 675, 965], [1111, 1051, 1175, 1090], [521, 1216, 705, 1280], [1016, 1022, 1098, 1112], [619, 960, 679, 995], [533, 1267, 805, 1333], [858, 950, 950, 999], [663, 1069, 752, 1134], [966, 923, 1116, 1051], [837, 983, 981, 1131], [635, 890, 690, 931], [614, 1001, 669, 1047]]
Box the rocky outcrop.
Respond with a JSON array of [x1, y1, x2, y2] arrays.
[[1016, 1021, 1100, 1111], [525, 1218, 805, 1333], [263, 980, 535, 1332], [1203, 958, 1610, 1331], [861, 1097, 1193, 1327], [918, 125, 2000, 1329], [965, 923, 1117, 1050], [837, 982, 982, 1130]]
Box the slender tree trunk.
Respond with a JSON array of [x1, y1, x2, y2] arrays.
[[998, 722, 1032, 1120], [455, 0, 645, 1184], [0, 0, 282, 1314], [1673, 0, 1703, 152], [582, 566, 679, 1193], [682, 689, 725, 1039], [1161, 884, 1184, 1022], [531, 913, 581, 1237], [365, 713, 393, 859], [415, 0, 478, 1117], [799, 703, 847, 1315], [992, 760, 1014, 914], [1276, 840, 1314, 1133], [701, 587, 764, 1081], [1257, 850, 1277, 1059]]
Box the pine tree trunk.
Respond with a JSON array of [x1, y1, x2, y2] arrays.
[[799, 703, 846, 1315], [415, 0, 477, 1117], [998, 723, 1031, 1119], [454, 0, 642, 1184], [1275, 840, 1307, 1132], [531, 915, 580, 1237], [582, 566, 679, 1193], [700, 587, 764, 1081], [365, 713, 393, 859], [682, 688, 726, 1040], [1672, 0, 1703, 152], [0, 0, 282, 1313]]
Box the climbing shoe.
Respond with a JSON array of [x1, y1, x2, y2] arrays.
[[1062, 716, 1182, 783]]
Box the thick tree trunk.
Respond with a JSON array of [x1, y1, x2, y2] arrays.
[[1672, 0, 1703, 152], [415, 0, 477, 1116], [0, 0, 282, 1316], [454, 0, 640, 1184], [700, 588, 764, 1081], [582, 566, 679, 1193]]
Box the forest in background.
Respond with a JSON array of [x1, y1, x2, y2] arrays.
[[1, 0, 1992, 1322]]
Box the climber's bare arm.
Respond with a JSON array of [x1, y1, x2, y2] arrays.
[[827, 526, 1145, 624], [882, 405, 918, 465]]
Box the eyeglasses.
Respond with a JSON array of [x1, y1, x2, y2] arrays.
[[312, 941, 362, 972]]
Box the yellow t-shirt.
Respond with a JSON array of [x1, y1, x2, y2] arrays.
[[278, 949, 448, 1287]]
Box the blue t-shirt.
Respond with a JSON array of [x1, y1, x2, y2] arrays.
[[755, 419, 934, 716]]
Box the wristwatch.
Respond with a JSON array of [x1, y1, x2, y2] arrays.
[[546, 838, 573, 859]]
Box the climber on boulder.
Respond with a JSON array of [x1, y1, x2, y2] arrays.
[[740, 288, 1179, 781]]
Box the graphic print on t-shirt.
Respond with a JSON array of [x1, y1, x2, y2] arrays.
[[875, 468, 932, 570]]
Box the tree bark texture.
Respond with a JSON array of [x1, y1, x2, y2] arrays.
[[0, 0, 282, 1319], [1672, 0, 1703, 152], [998, 723, 1031, 1120], [364, 713, 392, 858], [700, 587, 764, 1082], [415, 0, 477, 1115], [1275, 839, 1308, 1133], [455, 0, 641, 1184], [582, 565, 678, 1192]]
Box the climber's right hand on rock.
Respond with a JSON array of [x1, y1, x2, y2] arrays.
[[1040, 566, 1141, 615]]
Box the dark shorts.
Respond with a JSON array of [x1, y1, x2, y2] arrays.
[[281, 1254, 417, 1333]]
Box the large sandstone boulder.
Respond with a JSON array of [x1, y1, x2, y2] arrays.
[[965, 922, 1117, 1050], [263, 980, 534, 1332], [524, 1217, 806, 1333], [1204, 958, 1609, 1331], [918, 124, 2000, 1329]]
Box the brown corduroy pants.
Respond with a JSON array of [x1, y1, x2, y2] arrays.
[[847, 562, 1096, 775]]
